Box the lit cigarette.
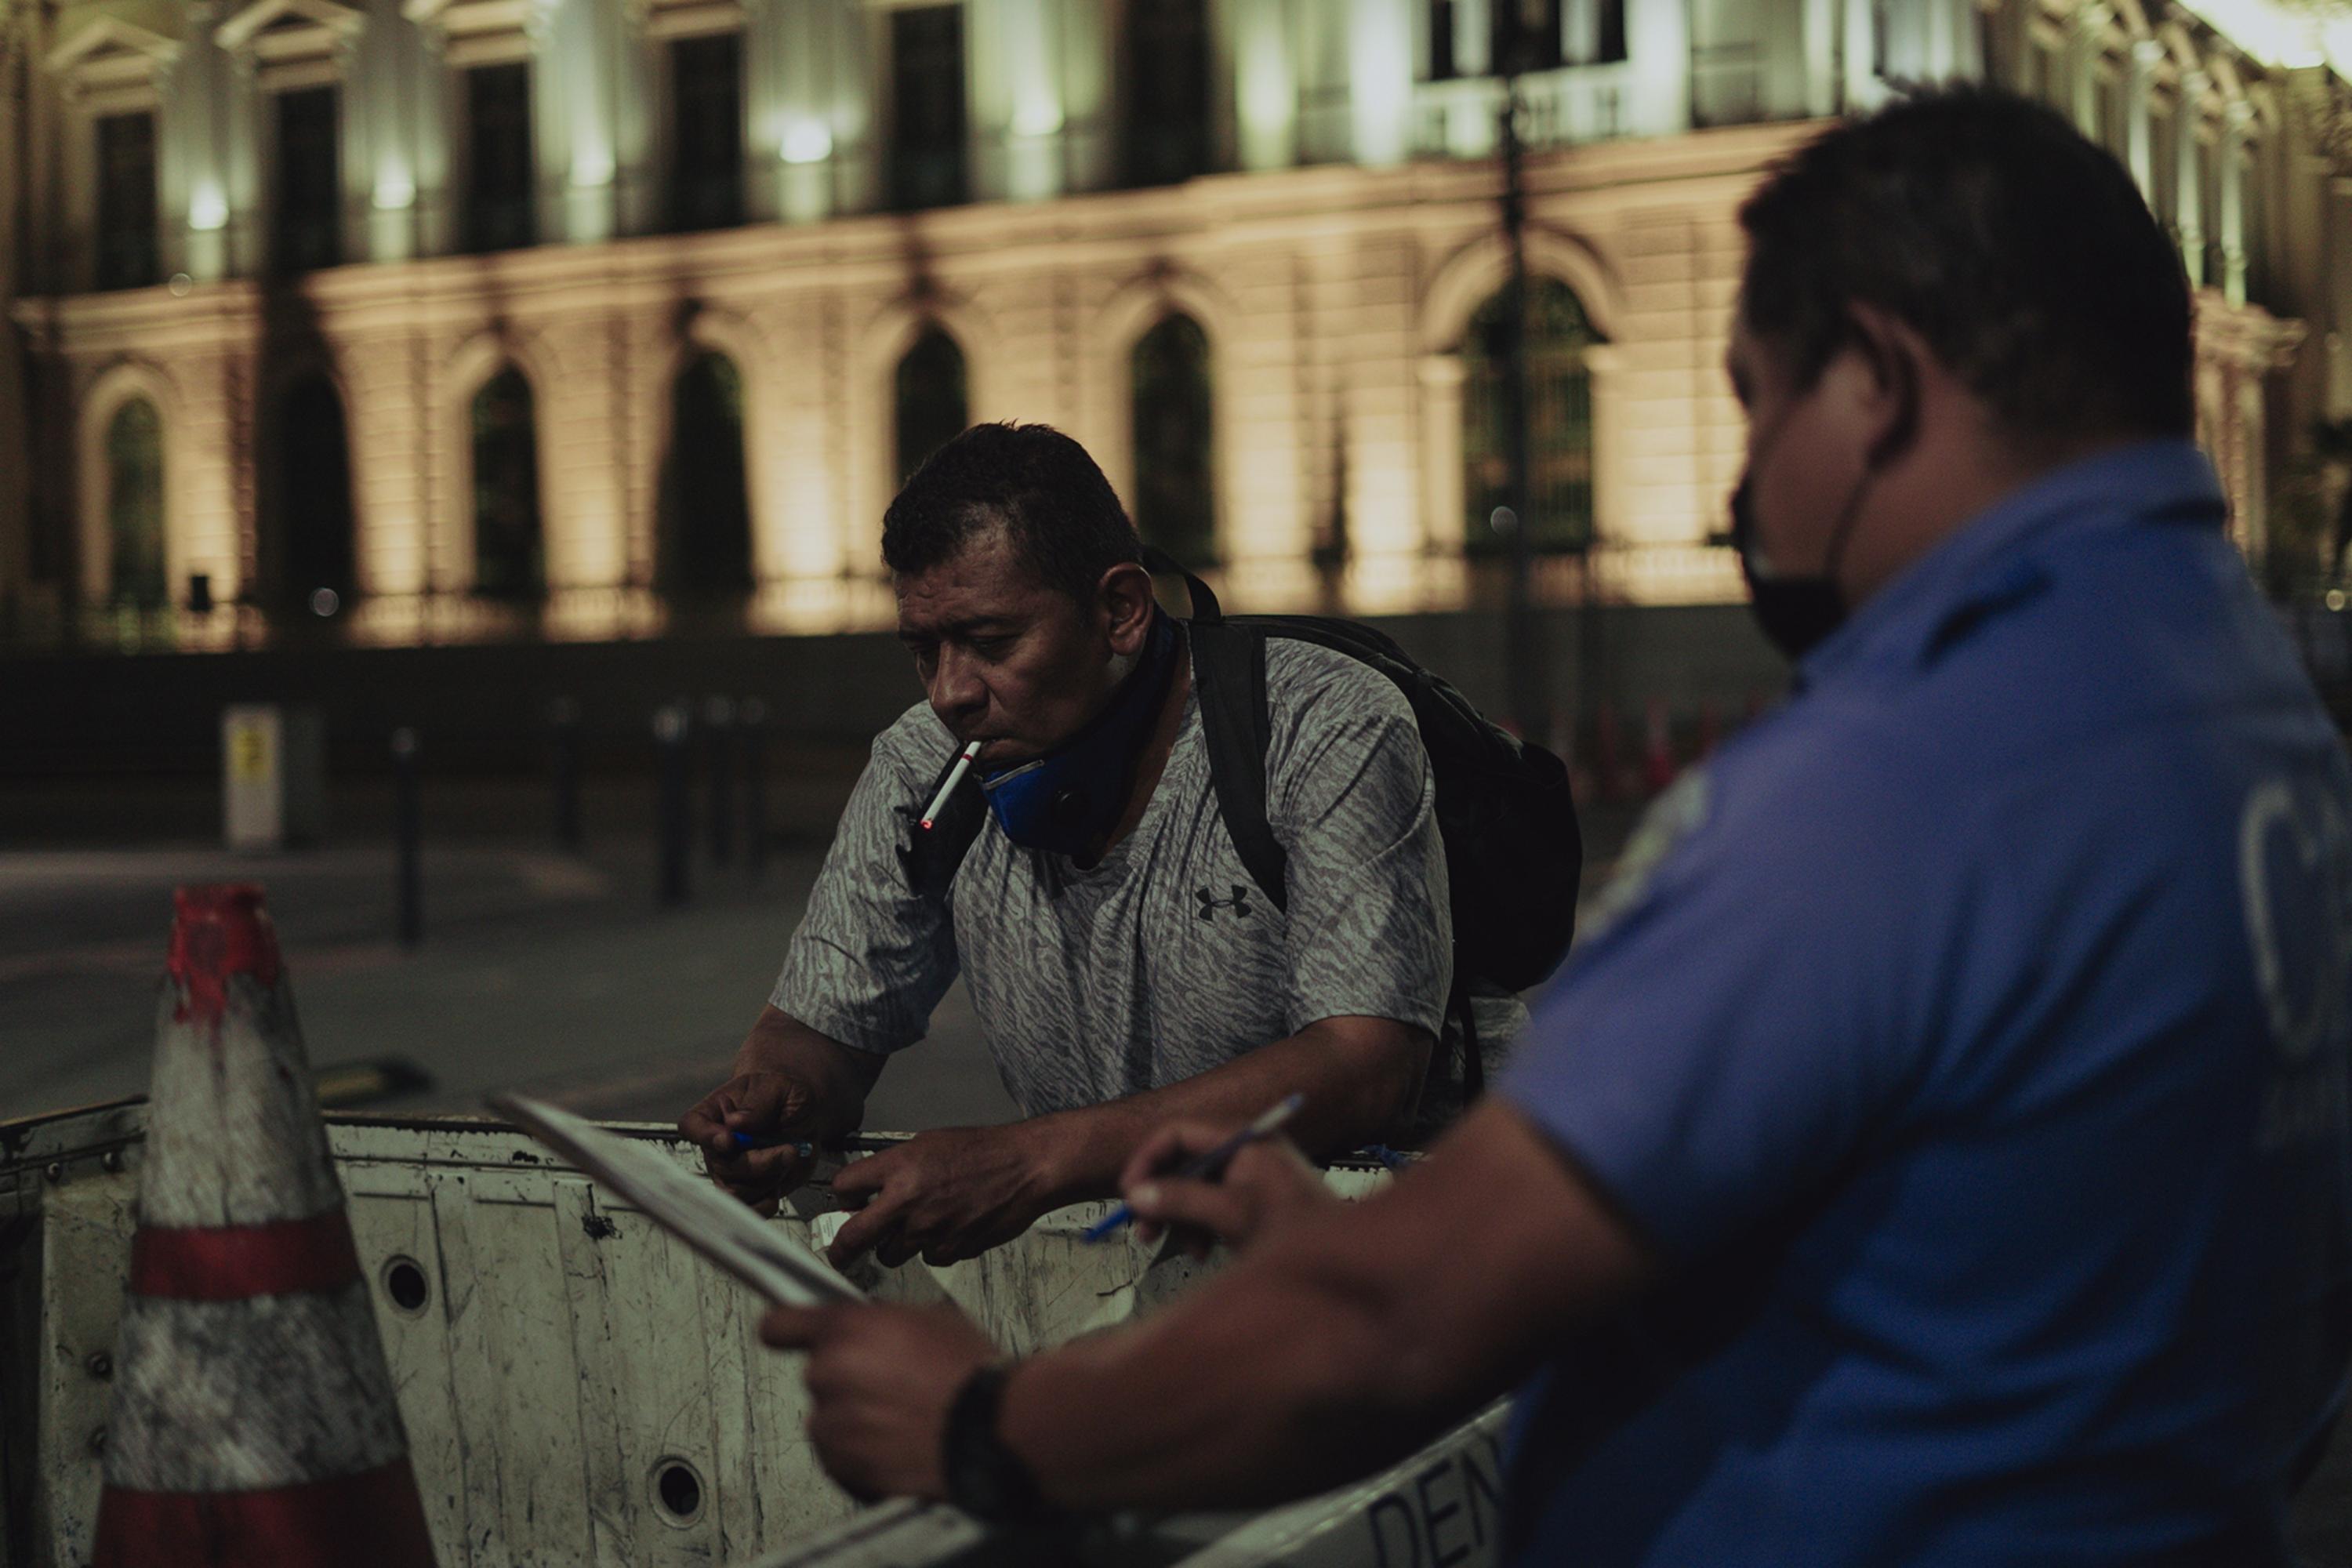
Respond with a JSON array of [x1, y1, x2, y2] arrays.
[[920, 741, 983, 829]]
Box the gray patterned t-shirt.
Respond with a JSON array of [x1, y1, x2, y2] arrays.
[[771, 639, 1515, 1123]]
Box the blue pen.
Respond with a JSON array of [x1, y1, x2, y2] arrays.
[[1083, 1093, 1305, 1243], [730, 1131, 816, 1157]]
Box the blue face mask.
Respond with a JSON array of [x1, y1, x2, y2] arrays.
[[980, 612, 1178, 859]]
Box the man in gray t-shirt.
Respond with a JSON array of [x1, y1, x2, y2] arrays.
[[682, 423, 1494, 1269]]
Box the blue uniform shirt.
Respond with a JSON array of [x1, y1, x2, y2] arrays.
[[1499, 441, 2352, 1566]]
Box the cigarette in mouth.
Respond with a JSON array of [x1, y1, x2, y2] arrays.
[[920, 741, 984, 829]]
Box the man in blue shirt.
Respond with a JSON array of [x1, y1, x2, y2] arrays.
[[759, 89, 2352, 1564]]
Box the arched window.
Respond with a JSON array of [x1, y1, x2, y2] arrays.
[[106, 397, 165, 608], [894, 326, 967, 484], [274, 371, 357, 612], [660, 350, 753, 599], [472, 366, 545, 597], [1461, 277, 1597, 555], [1131, 313, 1215, 567]]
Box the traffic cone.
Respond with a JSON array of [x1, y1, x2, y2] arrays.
[[1592, 700, 1626, 804], [93, 885, 437, 1568], [1641, 698, 1677, 794]]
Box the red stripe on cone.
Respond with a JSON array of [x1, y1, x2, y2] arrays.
[[129, 1210, 363, 1301], [166, 884, 281, 1025], [1642, 698, 1677, 794], [94, 1458, 436, 1568]]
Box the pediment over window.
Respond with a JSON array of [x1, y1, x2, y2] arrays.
[[218, 0, 364, 52], [218, 0, 364, 89], [403, 0, 545, 67], [635, 0, 746, 42], [45, 14, 181, 111]]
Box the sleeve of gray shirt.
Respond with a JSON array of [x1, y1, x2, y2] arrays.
[[768, 704, 961, 1054], [1263, 642, 1454, 1038]]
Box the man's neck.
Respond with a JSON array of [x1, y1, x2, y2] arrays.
[[1077, 625, 1191, 869], [1844, 426, 2142, 606]]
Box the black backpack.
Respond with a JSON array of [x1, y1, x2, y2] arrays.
[[900, 557, 1584, 1098]]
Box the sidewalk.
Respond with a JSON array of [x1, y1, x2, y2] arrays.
[[0, 833, 1016, 1133]]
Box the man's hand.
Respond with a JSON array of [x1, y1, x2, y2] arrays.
[[682, 1008, 884, 1215], [828, 1124, 1063, 1269], [680, 1069, 827, 1215], [1120, 1122, 1336, 1258], [760, 1301, 998, 1501]]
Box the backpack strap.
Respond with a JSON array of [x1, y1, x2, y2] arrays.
[[1189, 619, 1289, 914], [1142, 546, 1224, 622], [1145, 549, 1288, 913]]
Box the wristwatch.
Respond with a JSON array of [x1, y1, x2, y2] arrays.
[[942, 1363, 1055, 1526]]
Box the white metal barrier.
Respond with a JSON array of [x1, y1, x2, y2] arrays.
[[1, 1102, 1501, 1568]]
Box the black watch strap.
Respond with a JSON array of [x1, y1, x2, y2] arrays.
[[942, 1363, 1055, 1526]]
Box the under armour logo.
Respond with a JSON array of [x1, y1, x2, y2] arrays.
[[1195, 884, 1254, 921]]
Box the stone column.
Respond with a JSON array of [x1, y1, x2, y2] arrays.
[[2237, 366, 2269, 564], [1628, 0, 1692, 136], [1945, 0, 1982, 78], [2220, 96, 2252, 307], [341, 329, 429, 635], [985, 0, 1066, 201], [1840, 0, 1879, 115], [771, 0, 867, 222], [551, 0, 617, 243], [1583, 343, 1624, 552], [1454, 0, 1491, 77], [1802, 0, 1838, 118], [1348, 0, 1413, 169], [2333, 176, 2352, 413], [1060, 0, 1112, 191], [1418, 354, 1466, 563], [1233, 0, 1298, 172], [2063, 4, 2099, 139], [522, 0, 568, 249], [2125, 38, 2162, 204], [0, 16, 26, 611], [182, 349, 252, 614], [397, 7, 470, 257], [2177, 70, 2208, 289], [172, 38, 234, 283], [365, 0, 425, 262], [610, 1, 660, 238]]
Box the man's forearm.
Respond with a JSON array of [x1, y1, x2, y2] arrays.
[[1025, 1018, 1432, 1207], [996, 1101, 1654, 1512], [1003, 1228, 1446, 1508], [735, 1005, 887, 1138]]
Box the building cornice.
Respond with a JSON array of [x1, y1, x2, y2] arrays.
[[13, 122, 1824, 352]]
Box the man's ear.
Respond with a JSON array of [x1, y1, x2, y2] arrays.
[[1843, 303, 1926, 466], [1095, 561, 1156, 657]]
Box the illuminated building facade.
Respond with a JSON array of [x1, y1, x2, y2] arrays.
[[0, 0, 2346, 652]]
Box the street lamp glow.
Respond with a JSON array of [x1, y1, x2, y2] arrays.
[[782, 122, 833, 165]]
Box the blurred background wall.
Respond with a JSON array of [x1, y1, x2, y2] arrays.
[[0, 0, 2347, 795]]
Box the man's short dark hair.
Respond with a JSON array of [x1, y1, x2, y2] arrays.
[[1739, 85, 2194, 444], [882, 423, 1143, 602]]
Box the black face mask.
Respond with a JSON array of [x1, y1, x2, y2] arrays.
[[1730, 360, 1915, 662], [1730, 476, 1851, 662]]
